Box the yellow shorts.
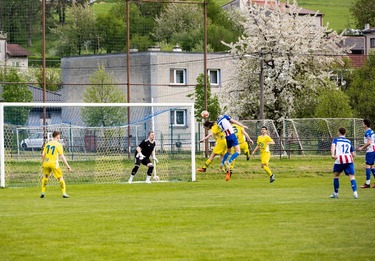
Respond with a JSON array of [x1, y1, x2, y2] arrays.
[[260, 152, 271, 165], [239, 142, 249, 153], [213, 141, 227, 156], [42, 164, 63, 179]]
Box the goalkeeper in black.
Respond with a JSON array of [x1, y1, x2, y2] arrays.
[[128, 131, 158, 184]]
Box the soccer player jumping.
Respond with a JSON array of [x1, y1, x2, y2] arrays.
[[216, 114, 248, 181]]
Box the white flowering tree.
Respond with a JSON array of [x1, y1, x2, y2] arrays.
[[222, 1, 351, 121]]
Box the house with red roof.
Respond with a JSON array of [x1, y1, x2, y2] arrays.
[[0, 32, 32, 71]]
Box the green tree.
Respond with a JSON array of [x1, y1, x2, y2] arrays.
[[206, 0, 242, 52], [187, 73, 221, 121], [0, 68, 32, 125], [0, 0, 41, 45], [152, 0, 241, 52], [33, 67, 61, 91], [315, 88, 353, 118], [153, 3, 203, 51], [81, 65, 127, 127], [346, 52, 375, 122], [95, 13, 126, 53], [51, 3, 96, 56], [350, 0, 375, 29]]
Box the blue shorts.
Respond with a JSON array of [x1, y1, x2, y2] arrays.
[[365, 152, 375, 165], [226, 133, 239, 149], [333, 163, 355, 175]]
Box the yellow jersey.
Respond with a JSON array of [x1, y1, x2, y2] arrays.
[[256, 135, 274, 153], [232, 124, 246, 144], [211, 123, 225, 143], [42, 140, 64, 168]]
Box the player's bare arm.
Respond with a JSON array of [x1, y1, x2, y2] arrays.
[[243, 130, 253, 144], [199, 133, 213, 143], [331, 143, 337, 159], [230, 119, 248, 129], [252, 145, 259, 155], [60, 154, 71, 172], [358, 139, 371, 151]]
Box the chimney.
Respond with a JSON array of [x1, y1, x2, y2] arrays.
[[148, 46, 161, 52], [173, 45, 182, 52]]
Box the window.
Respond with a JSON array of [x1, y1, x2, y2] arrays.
[[170, 109, 187, 127], [370, 38, 375, 48], [208, 69, 221, 85], [12, 61, 20, 67], [170, 69, 187, 85]]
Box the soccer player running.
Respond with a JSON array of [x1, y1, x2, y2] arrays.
[[330, 127, 358, 199], [128, 131, 158, 184], [217, 114, 248, 181], [197, 121, 227, 173], [252, 126, 276, 183], [357, 119, 375, 188], [40, 131, 71, 198]]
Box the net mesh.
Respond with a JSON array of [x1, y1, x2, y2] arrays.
[[1, 103, 194, 187], [283, 118, 363, 155]]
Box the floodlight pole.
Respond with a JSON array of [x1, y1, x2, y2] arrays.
[[126, 0, 131, 158], [42, 0, 47, 147], [259, 52, 265, 120], [203, 0, 208, 157]]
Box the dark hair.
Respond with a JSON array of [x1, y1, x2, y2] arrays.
[[364, 119, 371, 128], [338, 127, 346, 135], [52, 131, 60, 138], [261, 126, 267, 130], [148, 131, 154, 137], [203, 121, 214, 129]]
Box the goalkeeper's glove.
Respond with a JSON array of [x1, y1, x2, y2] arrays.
[[137, 152, 145, 160], [153, 157, 159, 163]]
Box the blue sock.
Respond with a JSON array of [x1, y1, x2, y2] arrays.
[[372, 168, 375, 178], [228, 152, 240, 164], [333, 178, 339, 193], [351, 179, 357, 192], [366, 168, 371, 181], [222, 152, 230, 165]]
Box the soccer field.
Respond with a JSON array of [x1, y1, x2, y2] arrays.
[[1, 174, 374, 260]]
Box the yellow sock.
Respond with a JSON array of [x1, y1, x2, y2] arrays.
[[204, 159, 212, 168], [41, 177, 48, 193], [230, 160, 235, 170], [263, 165, 272, 176], [59, 179, 66, 194]]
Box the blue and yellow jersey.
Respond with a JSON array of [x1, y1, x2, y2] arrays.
[[42, 140, 64, 167], [256, 135, 274, 153], [211, 123, 225, 143]]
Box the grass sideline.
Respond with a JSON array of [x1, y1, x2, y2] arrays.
[[1, 156, 375, 260]]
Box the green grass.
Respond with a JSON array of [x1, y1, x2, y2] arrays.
[[218, 0, 355, 31], [1, 156, 375, 260], [92, 2, 117, 16], [298, 0, 355, 31]]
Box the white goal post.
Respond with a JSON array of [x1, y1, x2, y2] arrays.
[[0, 102, 196, 188]]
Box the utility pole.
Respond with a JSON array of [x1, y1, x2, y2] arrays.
[[203, 0, 208, 157], [259, 52, 265, 120]]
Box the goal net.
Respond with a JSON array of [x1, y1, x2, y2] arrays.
[[0, 102, 195, 188], [283, 118, 363, 155], [242, 119, 285, 155]]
